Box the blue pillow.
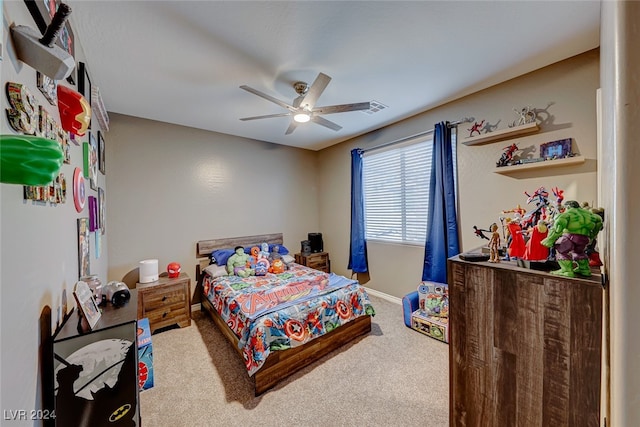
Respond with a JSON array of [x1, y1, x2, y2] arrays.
[[211, 248, 235, 266]]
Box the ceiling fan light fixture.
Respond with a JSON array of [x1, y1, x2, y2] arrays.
[[293, 112, 311, 123]]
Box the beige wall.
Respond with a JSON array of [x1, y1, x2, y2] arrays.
[[105, 114, 320, 301], [318, 49, 600, 299], [1, 1, 108, 417]]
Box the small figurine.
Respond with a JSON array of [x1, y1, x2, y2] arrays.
[[582, 203, 605, 267], [488, 223, 501, 263], [467, 120, 485, 137], [496, 143, 520, 167], [522, 220, 549, 261], [505, 216, 526, 259], [541, 200, 603, 277], [509, 106, 537, 127], [552, 186, 565, 210]]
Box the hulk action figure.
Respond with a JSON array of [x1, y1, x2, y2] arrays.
[[541, 200, 603, 277]]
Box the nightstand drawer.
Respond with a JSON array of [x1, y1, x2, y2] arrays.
[[295, 252, 330, 273], [142, 286, 187, 311], [307, 257, 328, 270], [143, 303, 189, 330]]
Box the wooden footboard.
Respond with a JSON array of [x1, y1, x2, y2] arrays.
[[200, 296, 372, 395]]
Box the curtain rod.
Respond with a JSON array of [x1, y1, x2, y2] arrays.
[[362, 117, 474, 153]]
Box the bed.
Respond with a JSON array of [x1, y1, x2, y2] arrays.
[[195, 233, 374, 395]]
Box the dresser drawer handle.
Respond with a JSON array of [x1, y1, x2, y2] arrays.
[[162, 296, 167, 302], [162, 312, 168, 318]]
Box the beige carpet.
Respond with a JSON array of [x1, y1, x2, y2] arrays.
[[139, 295, 449, 426]]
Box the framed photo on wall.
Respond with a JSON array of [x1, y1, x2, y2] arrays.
[[83, 133, 98, 191], [98, 187, 105, 235], [77, 218, 90, 278], [98, 131, 105, 174]]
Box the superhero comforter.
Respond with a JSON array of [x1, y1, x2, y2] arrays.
[[202, 263, 375, 376]]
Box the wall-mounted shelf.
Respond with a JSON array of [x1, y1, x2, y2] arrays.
[[462, 122, 539, 146], [493, 155, 585, 175]]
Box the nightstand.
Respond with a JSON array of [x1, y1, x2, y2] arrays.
[[294, 252, 331, 273], [137, 272, 191, 333]]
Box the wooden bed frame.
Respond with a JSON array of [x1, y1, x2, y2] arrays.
[[195, 233, 372, 395]]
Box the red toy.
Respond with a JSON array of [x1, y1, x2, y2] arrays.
[[57, 85, 91, 136], [167, 262, 181, 278]]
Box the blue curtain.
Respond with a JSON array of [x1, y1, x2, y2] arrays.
[[422, 122, 460, 283], [348, 148, 368, 273]]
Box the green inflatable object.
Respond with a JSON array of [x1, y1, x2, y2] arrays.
[[0, 135, 64, 185]]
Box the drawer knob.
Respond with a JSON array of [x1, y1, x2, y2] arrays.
[[162, 295, 167, 302], [162, 312, 168, 318]]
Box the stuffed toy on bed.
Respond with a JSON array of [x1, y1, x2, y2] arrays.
[[249, 245, 270, 276], [227, 246, 255, 277]]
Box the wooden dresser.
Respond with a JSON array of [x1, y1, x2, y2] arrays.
[[137, 272, 191, 333], [294, 252, 331, 273], [447, 256, 603, 426]]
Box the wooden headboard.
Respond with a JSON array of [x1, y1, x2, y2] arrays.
[[195, 233, 284, 283]]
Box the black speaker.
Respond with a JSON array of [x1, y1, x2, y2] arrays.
[[308, 233, 323, 253]]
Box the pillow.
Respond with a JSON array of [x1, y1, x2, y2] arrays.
[[269, 244, 290, 255], [210, 248, 235, 266], [203, 263, 228, 278], [282, 254, 295, 264]]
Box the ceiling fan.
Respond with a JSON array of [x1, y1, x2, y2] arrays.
[[239, 72, 371, 135]]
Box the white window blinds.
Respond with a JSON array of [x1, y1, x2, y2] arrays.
[[362, 133, 456, 245]]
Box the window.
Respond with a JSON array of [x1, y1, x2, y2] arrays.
[[363, 132, 457, 245]]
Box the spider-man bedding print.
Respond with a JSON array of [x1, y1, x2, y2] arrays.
[[203, 264, 375, 376]]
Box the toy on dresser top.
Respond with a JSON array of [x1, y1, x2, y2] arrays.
[[470, 185, 604, 276]]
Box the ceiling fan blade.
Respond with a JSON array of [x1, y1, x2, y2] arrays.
[[311, 115, 342, 131], [240, 85, 296, 112], [239, 112, 292, 121], [285, 121, 298, 135], [313, 102, 371, 115], [299, 73, 331, 110]]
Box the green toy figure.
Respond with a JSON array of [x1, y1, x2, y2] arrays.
[[226, 246, 255, 277], [541, 200, 603, 277]]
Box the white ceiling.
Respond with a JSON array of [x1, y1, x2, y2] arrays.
[[68, 1, 601, 151]]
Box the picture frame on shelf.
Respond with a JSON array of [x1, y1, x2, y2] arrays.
[[73, 280, 101, 330], [24, 0, 76, 84], [540, 138, 572, 160]]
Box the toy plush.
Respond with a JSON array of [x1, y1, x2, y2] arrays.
[[227, 246, 254, 277], [270, 258, 286, 274]]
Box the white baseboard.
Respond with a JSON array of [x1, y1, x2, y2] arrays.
[[363, 287, 402, 305], [192, 303, 201, 312]]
